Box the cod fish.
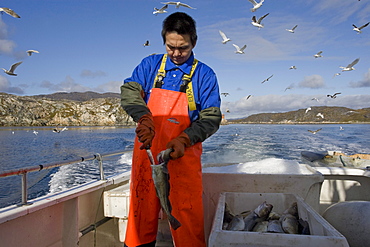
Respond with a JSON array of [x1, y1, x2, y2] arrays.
[[244, 201, 273, 231], [252, 221, 269, 232], [280, 214, 299, 234], [151, 150, 181, 230], [227, 214, 245, 231], [280, 201, 299, 234], [267, 220, 284, 233]]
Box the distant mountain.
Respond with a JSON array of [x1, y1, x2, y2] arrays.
[[32, 91, 120, 102], [228, 106, 370, 124]]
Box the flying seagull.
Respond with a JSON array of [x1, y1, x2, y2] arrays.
[[316, 113, 324, 119], [284, 86, 292, 92], [251, 13, 269, 30], [314, 51, 323, 58], [221, 92, 230, 97], [53, 126, 68, 133], [248, 0, 264, 12], [289, 65, 297, 70], [143, 40, 150, 47], [233, 44, 247, 54], [340, 58, 359, 71], [246, 95, 252, 100], [261, 74, 273, 83], [160, 2, 196, 9], [308, 128, 322, 134], [327, 92, 341, 99], [305, 107, 311, 113], [27, 50, 39, 56], [311, 97, 319, 102], [352, 22, 369, 34], [153, 4, 168, 15], [333, 73, 341, 78], [219, 30, 231, 44], [286, 25, 298, 33], [1, 61, 22, 76], [0, 7, 20, 18]]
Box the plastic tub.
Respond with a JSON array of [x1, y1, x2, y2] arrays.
[[208, 192, 349, 247]]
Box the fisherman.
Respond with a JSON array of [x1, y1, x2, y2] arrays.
[[120, 12, 222, 247]]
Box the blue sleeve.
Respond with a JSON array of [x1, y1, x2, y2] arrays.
[[124, 55, 160, 102]]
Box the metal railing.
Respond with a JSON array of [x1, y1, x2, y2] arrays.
[[0, 150, 132, 206]]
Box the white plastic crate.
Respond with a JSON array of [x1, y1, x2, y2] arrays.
[[208, 192, 349, 247]]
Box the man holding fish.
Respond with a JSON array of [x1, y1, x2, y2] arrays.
[[120, 12, 221, 247]]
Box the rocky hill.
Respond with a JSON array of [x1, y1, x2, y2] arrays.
[[229, 106, 370, 124], [0, 92, 134, 127]]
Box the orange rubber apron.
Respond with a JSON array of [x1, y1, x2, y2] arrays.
[[125, 88, 206, 247]]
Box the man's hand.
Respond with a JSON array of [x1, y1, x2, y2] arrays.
[[166, 132, 191, 159], [136, 113, 155, 149]]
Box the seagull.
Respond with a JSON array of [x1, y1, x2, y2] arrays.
[[251, 13, 269, 30], [314, 51, 323, 58], [352, 22, 369, 34], [0, 7, 20, 18], [53, 126, 68, 133], [333, 73, 341, 78], [248, 0, 264, 12], [284, 86, 292, 92], [305, 107, 311, 113], [261, 74, 273, 83], [311, 97, 319, 102], [219, 30, 231, 44], [143, 40, 150, 47], [1, 61, 22, 76], [27, 50, 39, 56], [289, 65, 297, 70], [286, 25, 298, 33], [33, 130, 38, 136], [308, 128, 322, 134], [316, 113, 324, 119], [153, 4, 168, 15], [226, 108, 230, 113], [340, 58, 359, 71], [327, 92, 341, 99], [233, 44, 247, 54], [160, 2, 196, 9], [221, 92, 230, 97], [246, 95, 252, 100], [340, 126, 344, 131]]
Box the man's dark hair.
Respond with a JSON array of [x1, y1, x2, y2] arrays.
[[161, 12, 197, 46]]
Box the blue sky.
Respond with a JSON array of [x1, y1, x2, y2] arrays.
[[1, 0, 369, 118]]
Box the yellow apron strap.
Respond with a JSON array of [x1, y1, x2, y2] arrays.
[[183, 59, 198, 111], [153, 54, 198, 111], [153, 54, 167, 88]]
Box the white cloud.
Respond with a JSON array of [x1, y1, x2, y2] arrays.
[[298, 75, 325, 89], [80, 69, 107, 78], [40, 76, 90, 92], [0, 75, 24, 94], [350, 68, 370, 88], [94, 80, 122, 93], [0, 19, 16, 55]]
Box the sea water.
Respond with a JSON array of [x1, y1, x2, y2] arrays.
[[0, 124, 369, 208]]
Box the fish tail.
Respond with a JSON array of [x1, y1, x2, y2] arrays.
[[168, 216, 182, 230]]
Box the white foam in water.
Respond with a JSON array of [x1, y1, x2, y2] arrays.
[[117, 152, 132, 166], [48, 152, 133, 194], [203, 158, 315, 174]]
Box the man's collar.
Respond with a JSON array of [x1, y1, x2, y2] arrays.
[[165, 53, 194, 75]]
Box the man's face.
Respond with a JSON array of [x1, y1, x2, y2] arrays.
[[165, 32, 195, 65]]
